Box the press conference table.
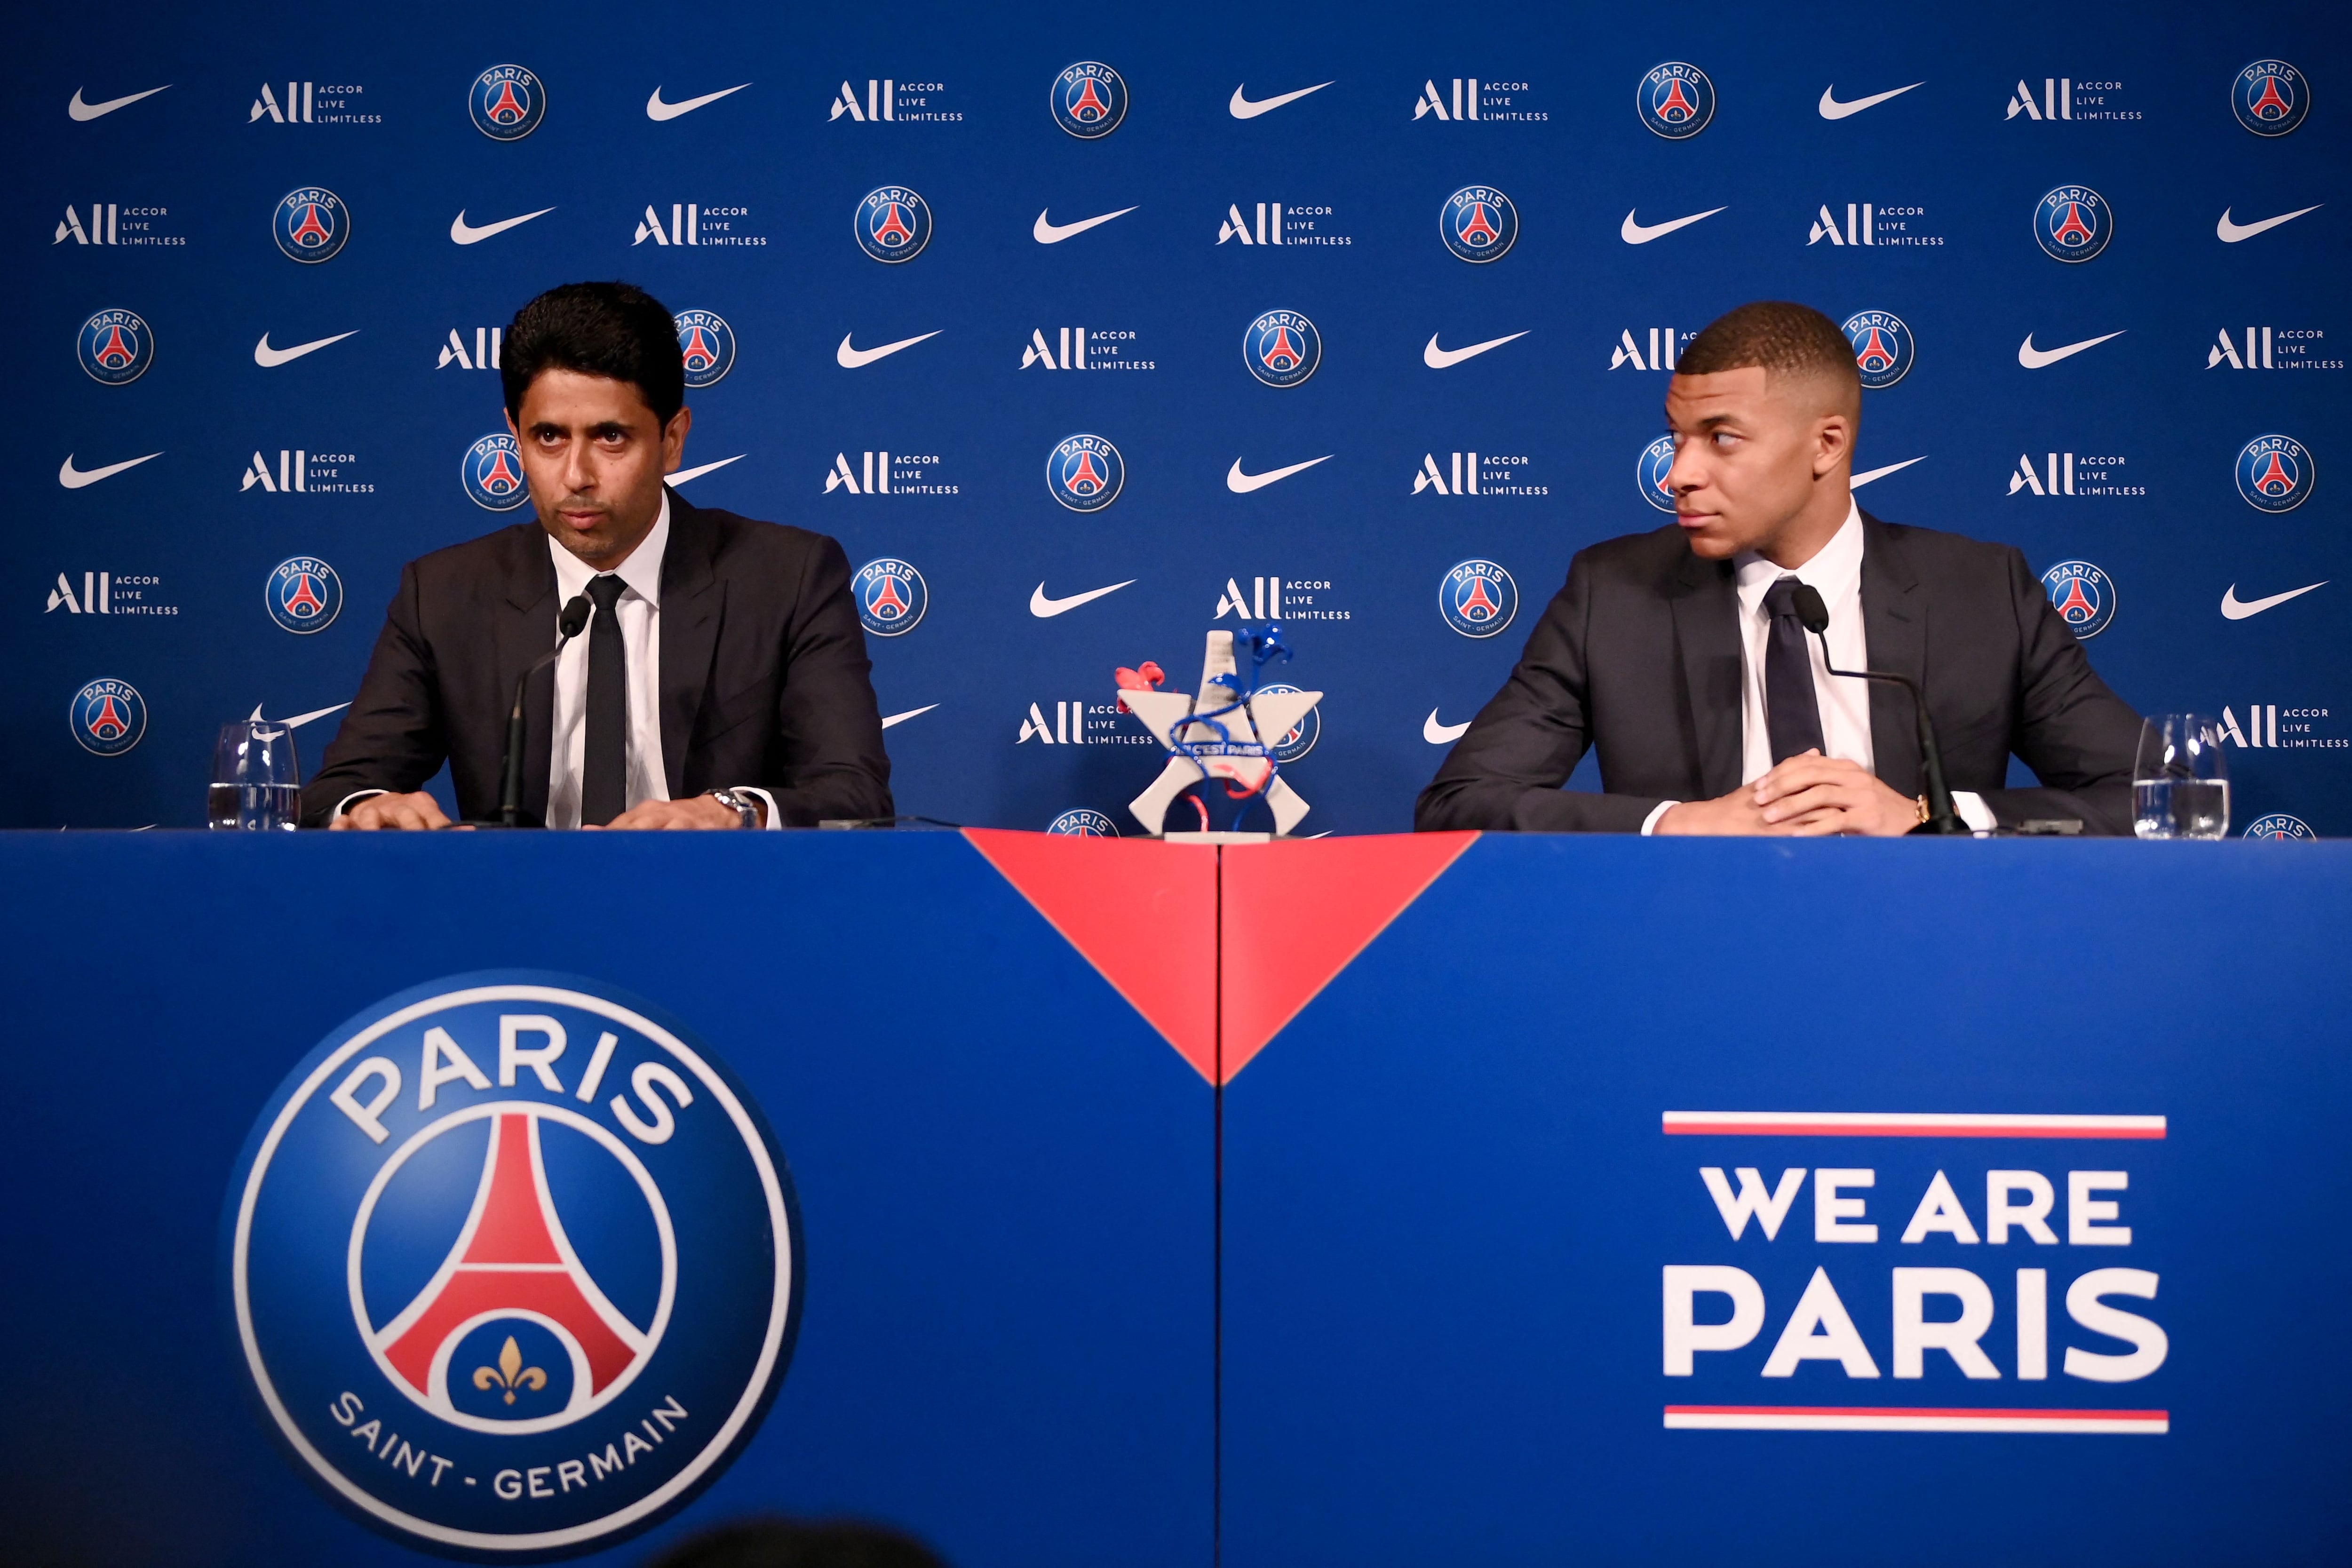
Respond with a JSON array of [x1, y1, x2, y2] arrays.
[[5, 830, 2348, 1567]]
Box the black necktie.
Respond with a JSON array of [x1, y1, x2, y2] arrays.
[[1761, 576, 1826, 765], [581, 574, 628, 827]]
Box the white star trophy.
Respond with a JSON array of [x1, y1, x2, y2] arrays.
[[1115, 625, 1322, 841]]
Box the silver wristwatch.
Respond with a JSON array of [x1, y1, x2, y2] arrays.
[[706, 788, 761, 830]]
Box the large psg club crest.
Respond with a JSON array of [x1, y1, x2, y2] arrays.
[[223, 973, 801, 1558]]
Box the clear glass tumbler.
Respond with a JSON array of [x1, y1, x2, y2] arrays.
[[2132, 714, 2229, 840], [210, 719, 302, 830]]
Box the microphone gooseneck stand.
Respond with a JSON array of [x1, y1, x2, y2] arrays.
[[492, 594, 595, 829], [1788, 583, 1966, 835]]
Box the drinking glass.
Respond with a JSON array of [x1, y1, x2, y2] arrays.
[[210, 719, 302, 831], [2132, 714, 2229, 840]]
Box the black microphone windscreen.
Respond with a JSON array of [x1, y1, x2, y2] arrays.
[[1791, 583, 1831, 635], [558, 595, 593, 638]]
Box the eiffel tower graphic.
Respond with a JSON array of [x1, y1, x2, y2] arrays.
[[368, 1111, 651, 1411]]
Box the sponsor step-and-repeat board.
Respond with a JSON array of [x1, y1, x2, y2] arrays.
[[14, 2, 2348, 835]]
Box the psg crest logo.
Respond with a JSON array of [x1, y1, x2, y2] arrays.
[[470, 65, 547, 141], [222, 972, 800, 1558], [854, 186, 932, 264], [1638, 434, 1680, 513], [1638, 63, 1716, 138], [1051, 62, 1128, 138], [267, 556, 343, 635], [77, 308, 153, 385], [1439, 559, 1518, 639], [1244, 310, 1321, 388], [853, 557, 928, 637], [1441, 186, 1518, 263], [2034, 185, 2113, 263], [2042, 560, 2117, 638], [69, 677, 146, 756], [1045, 808, 1120, 836], [2245, 813, 2315, 841], [1047, 433, 1125, 512], [274, 187, 350, 263], [2233, 60, 2307, 136], [2236, 434, 2315, 512], [1257, 683, 1322, 761], [1842, 310, 1915, 389], [673, 310, 736, 389], [464, 434, 532, 512]]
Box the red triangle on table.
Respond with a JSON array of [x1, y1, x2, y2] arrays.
[[963, 828, 1221, 1082], [1218, 832, 1478, 1083]]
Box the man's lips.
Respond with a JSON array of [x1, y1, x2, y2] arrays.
[[560, 509, 606, 531]]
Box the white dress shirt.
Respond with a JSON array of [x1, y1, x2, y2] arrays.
[[1639, 499, 1992, 833], [337, 492, 782, 828]]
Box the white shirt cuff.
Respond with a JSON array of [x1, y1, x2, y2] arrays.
[[332, 788, 390, 820], [735, 787, 786, 830], [1952, 790, 1997, 834], [1639, 800, 1680, 836]]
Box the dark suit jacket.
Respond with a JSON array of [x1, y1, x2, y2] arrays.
[[1415, 513, 2143, 835], [302, 489, 893, 827]]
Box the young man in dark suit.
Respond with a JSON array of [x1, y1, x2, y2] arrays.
[[1417, 300, 2141, 836], [304, 282, 892, 830]]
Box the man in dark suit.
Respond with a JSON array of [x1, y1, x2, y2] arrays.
[[1417, 301, 2141, 836], [304, 281, 891, 829]]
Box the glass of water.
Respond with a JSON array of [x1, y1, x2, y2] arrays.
[[2133, 714, 2229, 840], [210, 719, 302, 830]]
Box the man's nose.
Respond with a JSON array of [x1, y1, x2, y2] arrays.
[[1664, 447, 1703, 496], [560, 440, 594, 492]]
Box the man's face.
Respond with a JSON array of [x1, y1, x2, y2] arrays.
[[509, 369, 691, 570], [1661, 366, 1850, 559]]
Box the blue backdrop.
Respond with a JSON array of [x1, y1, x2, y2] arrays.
[[11, 0, 2346, 835]]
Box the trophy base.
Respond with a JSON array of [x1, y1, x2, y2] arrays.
[[1162, 830, 1276, 844]]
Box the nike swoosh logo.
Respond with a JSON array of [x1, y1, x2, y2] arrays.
[[1850, 455, 1926, 489], [1230, 81, 1334, 118], [59, 451, 162, 489], [1621, 207, 1726, 244], [2221, 581, 2327, 619], [2018, 329, 2125, 369], [837, 330, 941, 368], [1424, 709, 1471, 745], [2217, 204, 2322, 243], [69, 85, 170, 121], [1030, 581, 1136, 617], [450, 207, 556, 245], [669, 454, 745, 486], [246, 701, 350, 729], [1034, 206, 1138, 244], [1424, 330, 1529, 369], [1227, 455, 1332, 493], [1818, 82, 1922, 119], [646, 83, 750, 120], [254, 329, 359, 367], [881, 704, 938, 730]]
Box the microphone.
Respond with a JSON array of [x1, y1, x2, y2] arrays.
[[498, 594, 593, 828], [1788, 583, 1965, 835]]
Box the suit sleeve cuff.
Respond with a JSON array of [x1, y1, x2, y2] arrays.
[[1952, 790, 1997, 834], [1639, 801, 1680, 836], [735, 787, 785, 830]]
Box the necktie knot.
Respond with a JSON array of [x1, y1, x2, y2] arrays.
[[586, 573, 625, 614], [1762, 575, 1806, 620]]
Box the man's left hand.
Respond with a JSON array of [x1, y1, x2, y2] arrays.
[[1751, 752, 1919, 837], [588, 795, 757, 830]]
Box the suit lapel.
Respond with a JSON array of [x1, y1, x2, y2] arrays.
[[1859, 512, 1925, 796], [1668, 548, 1744, 796], [496, 526, 559, 824], [658, 488, 723, 798]]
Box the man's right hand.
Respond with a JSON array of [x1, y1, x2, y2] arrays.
[[331, 791, 456, 831], [1653, 788, 1786, 836]]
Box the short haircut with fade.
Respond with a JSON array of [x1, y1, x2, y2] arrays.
[[501, 281, 686, 429], [1676, 301, 1860, 405]]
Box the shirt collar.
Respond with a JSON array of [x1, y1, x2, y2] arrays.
[[1734, 497, 1864, 614], [547, 490, 670, 609]]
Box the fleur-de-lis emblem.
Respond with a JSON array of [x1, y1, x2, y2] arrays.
[[471, 1336, 548, 1405]]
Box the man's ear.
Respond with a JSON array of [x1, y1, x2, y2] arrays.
[[1812, 411, 1854, 478], [662, 405, 693, 470], [505, 407, 519, 439]]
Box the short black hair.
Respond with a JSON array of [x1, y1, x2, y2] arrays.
[[501, 281, 685, 428], [1677, 300, 1860, 397]]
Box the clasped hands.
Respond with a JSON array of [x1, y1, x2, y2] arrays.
[[330, 792, 754, 830], [1654, 751, 1919, 837]]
